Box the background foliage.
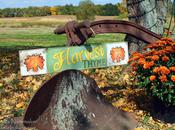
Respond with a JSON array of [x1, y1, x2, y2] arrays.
[[0, 2, 124, 18], [76, 0, 97, 20]]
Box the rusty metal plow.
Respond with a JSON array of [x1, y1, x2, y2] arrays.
[[23, 20, 162, 130], [54, 20, 161, 46]]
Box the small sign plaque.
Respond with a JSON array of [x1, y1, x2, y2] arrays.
[[19, 48, 47, 76], [19, 42, 128, 76]]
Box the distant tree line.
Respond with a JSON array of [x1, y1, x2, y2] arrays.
[[0, 6, 51, 17], [0, 3, 124, 18]]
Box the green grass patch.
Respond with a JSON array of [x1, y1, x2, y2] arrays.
[[0, 27, 125, 50]]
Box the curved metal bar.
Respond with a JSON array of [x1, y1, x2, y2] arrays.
[[54, 20, 162, 45]]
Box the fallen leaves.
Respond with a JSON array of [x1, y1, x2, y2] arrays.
[[83, 65, 175, 130], [1, 51, 175, 130], [0, 52, 51, 126], [16, 102, 25, 109]]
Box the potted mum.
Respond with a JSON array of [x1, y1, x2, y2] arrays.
[[129, 38, 175, 106]]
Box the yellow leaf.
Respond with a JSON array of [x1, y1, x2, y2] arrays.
[[123, 74, 129, 81], [112, 98, 125, 108], [33, 85, 39, 91], [122, 107, 132, 112], [134, 127, 146, 130], [25, 76, 33, 82], [16, 102, 24, 109]]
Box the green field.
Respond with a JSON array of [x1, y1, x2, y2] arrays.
[[0, 15, 126, 51], [0, 15, 174, 51], [0, 27, 125, 48]]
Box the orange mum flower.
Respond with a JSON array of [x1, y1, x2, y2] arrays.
[[145, 56, 152, 59], [144, 50, 156, 56], [171, 75, 175, 82], [160, 75, 168, 82], [148, 61, 155, 67], [159, 41, 168, 45], [143, 63, 150, 69], [151, 55, 159, 61], [138, 58, 146, 65], [131, 52, 142, 57], [165, 46, 174, 53], [128, 56, 140, 63], [150, 75, 156, 81], [155, 50, 166, 55], [170, 67, 175, 72], [143, 61, 154, 69], [162, 55, 170, 62], [159, 66, 170, 75], [153, 67, 160, 73]]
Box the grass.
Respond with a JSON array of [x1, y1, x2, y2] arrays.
[[0, 15, 126, 51], [0, 27, 65, 47], [0, 15, 173, 51], [0, 27, 125, 50]]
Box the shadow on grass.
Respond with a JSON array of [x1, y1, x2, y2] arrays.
[[0, 45, 66, 53], [127, 89, 175, 124]]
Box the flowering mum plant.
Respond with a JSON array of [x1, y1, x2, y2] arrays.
[[129, 38, 175, 105]]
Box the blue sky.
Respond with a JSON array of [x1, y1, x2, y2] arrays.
[[0, 0, 121, 9]]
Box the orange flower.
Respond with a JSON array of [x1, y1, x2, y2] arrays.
[[162, 55, 170, 61], [145, 56, 152, 59], [153, 67, 160, 73], [128, 56, 141, 63], [130, 52, 144, 60], [150, 75, 156, 81], [148, 61, 155, 67], [159, 41, 167, 45], [144, 50, 156, 56], [151, 55, 159, 61], [171, 75, 175, 82], [170, 67, 175, 72], [143, 61, 154, 69], [143, 63, 150, 69], [146, 44, 159, 49], [159, 75, 168, 82], [138, 58, 146, 65], [155, 50, 166, 55], [159, 66, 170, 75], [165, 46, 174, 53]]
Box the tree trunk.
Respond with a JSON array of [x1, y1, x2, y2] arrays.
[[126, 0, 168, 53]]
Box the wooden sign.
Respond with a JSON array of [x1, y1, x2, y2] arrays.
[[19, 42, 128, 76]]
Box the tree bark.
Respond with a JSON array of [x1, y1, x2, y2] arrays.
[[126, 0, 168, 53]]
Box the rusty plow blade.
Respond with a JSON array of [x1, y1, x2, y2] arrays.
[[23, 70, 137, 130]]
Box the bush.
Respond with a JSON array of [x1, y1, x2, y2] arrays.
[[129, 38, 175, 105], [76, 0, 97, 21]]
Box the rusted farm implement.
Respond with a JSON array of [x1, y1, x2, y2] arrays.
[[23, 20, 162, 130]]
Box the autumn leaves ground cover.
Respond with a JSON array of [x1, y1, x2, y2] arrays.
[[1, 50, 175, 129]]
